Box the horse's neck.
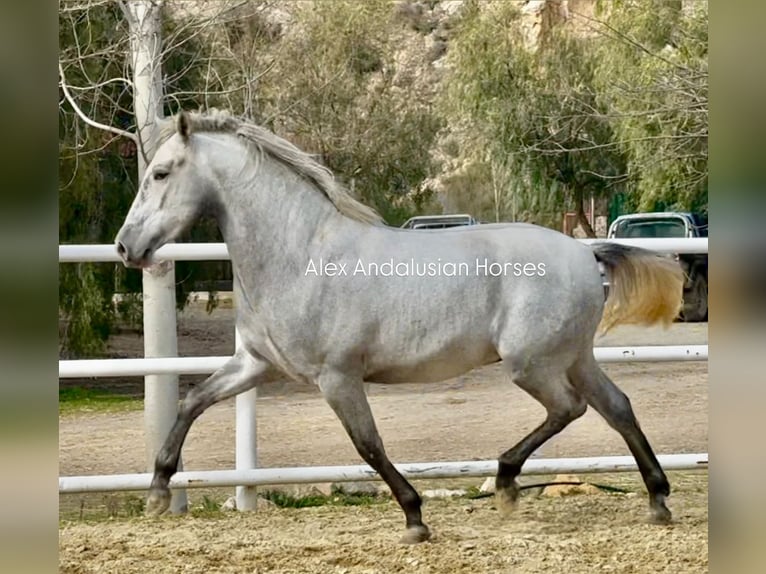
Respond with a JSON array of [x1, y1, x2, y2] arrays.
[[215, 153, 357, 283]]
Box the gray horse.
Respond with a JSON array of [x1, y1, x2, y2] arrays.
[[115, 110, 684, 544]]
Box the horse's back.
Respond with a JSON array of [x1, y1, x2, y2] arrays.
[[348, 223, 604, 381]]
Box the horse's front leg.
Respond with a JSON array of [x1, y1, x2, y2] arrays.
[[318, 371, 430, 544], [145, 349, 275, 516]]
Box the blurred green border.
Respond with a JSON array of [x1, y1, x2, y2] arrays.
[[0, 2, 59, 574], [0, 1, 761, 572], [710, 1, 766, 573]]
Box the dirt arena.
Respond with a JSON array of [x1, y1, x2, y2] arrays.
[[59, 307, 708, 573]]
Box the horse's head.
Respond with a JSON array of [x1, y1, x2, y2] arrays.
[[115, 111, 209, 268]]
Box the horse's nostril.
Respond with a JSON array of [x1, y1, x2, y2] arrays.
[[116, 241, 127, 257]]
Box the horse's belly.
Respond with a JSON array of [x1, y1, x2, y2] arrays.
[[364, 343, 500, 384]]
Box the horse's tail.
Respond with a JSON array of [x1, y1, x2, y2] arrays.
[[592, 243, 684, 334]]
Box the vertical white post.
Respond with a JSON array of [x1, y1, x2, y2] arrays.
[[125, 1, 186, 514], [143, 264, 187, 514], [235, 328, 259, 510]]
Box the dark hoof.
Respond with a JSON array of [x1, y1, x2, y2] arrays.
[[399, 525, 431, 544], [145, 487, 171, 517]]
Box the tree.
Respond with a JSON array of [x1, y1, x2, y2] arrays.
[[587, 0, 708, 213], [59, 0, 262, 512], [58, 0, 265, 357], [59, 0, 445, 360], [439, 1, 626, 235], [230, 0, 443, 223]]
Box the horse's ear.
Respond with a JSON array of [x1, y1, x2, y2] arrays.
[[177, 111, 190, 142]]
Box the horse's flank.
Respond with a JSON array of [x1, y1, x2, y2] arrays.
[[158, 109, 384, 226]]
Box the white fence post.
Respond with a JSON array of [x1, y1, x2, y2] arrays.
[[235, 328, 259, 510], [142, 263, 187, 514]]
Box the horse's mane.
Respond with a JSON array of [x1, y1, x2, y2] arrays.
[[158, 109, 384, 226]]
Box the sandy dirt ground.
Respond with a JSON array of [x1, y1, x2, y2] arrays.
[[59, 483, 708, 574], [59, 308, 708, 573]]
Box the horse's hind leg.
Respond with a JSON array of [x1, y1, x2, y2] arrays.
[[496, 363, 587, 514], [318, 372, 429, 544], [568, 356, 672, 524], [145, 349, 275, 516]]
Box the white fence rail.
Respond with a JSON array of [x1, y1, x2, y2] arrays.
[[59, 238, 709, 501], [60, 453, 709, 494], [59, 345, 708, 378], [59, 238, 709, 262]]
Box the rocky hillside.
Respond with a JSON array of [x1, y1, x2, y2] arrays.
[[162, 0, 705, 225], [239, 0, 603, 215]]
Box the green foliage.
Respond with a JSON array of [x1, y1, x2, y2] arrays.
[[259, 489, 382, 508], [59, 3, 144, 358], [58, 386, 141, 414], [58, 130, 143, 357], [440, 0, 706, 226], [58, 3, 232, 358], [246, 0, 443, 224], [123, 495, 146, 517], [58, 264, 111, 358], [440, 2, 626, 230], [260, 490, 328, 508], [199, 495, 221, 512], [593, 0, 708, 212]]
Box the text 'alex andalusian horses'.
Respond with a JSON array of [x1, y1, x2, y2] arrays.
[[115, 109, 684, 544]]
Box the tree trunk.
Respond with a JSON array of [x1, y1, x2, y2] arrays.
[[573, 186, 597, 238], [125, 0, 187, 515], [491, 160, 501, 223]]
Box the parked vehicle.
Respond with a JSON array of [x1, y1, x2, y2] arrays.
[[607, 212, 708, 321], [400, 214, 478, 230]]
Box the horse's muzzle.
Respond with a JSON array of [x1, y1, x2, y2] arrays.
[[115, 239, 153, 269]]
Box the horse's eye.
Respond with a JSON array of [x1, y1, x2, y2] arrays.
[[153, 171, 169, 181]]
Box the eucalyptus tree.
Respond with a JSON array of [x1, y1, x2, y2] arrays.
[[440, 1, 626, 235], [588, 0, 708, 213]]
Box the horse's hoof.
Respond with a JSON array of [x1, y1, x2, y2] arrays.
[[145, 488, 171, 517], [649, 504, 672, 525], [495, 486, 519, 516], [399, 525, 431, 544]]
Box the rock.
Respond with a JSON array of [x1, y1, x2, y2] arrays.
[[280, 483, 333, 498], [310, 482, 334, 496], [437, 0, 465, 19], [221, 496, 277, 511], [256, 497, 277, 510], [479, 477, 496, 494], [331, 481, 380, 496], [422, 488, 467, 498], [541, 474, 602, 497]]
